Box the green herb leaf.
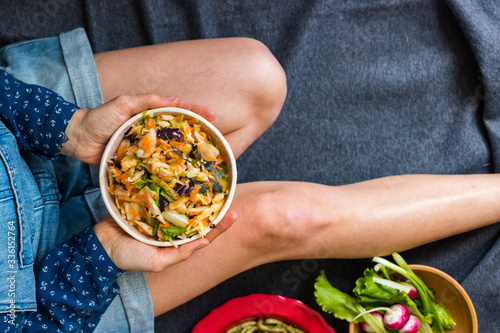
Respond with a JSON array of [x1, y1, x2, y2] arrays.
[[134, 172, 150, 189], [148, 184, 161, 206], [160, 225, 186, 239], [353, 269, 406, 305], [314, 270, 388, 332], [151, 220, 160, 238], [434, 302, 457, 330]]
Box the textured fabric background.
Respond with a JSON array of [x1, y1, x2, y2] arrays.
[[1, 1, 499, 331]]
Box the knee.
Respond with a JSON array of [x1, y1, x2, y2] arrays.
[[242, 187, 311, 246], [233, 38, 287, 127]]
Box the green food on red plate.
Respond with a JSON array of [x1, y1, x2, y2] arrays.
[[227, 318, 305, 333]]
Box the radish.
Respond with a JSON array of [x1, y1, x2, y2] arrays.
[[401, 280, 418, 300], [372, 277, 417, 300], [383, 304, 410, 330], [353, 304, 410, 332], [398, 315, 420, 333], [359, 312, 383, 333]]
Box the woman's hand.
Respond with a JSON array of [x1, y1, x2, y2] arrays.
[[93, 211, 237, 272], [60, 94, 215, 165]]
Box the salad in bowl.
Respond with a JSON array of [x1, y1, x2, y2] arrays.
[[99, 107, 237, 247]]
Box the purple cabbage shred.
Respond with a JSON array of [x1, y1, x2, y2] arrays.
[[157, 128, 184, 141], [174, 180, 194, 195]]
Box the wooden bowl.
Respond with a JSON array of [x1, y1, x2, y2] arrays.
[[350, 264, 477, 333]]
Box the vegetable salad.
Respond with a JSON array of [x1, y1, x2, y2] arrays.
[[314, 253, 457, 333], [106, 111, 229, 244]]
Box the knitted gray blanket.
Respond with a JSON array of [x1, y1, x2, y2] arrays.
[[1, 1, 499, 331]]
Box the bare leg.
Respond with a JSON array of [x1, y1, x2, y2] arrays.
[[94, 37, 287, 158], [146, 174, 500, 315]]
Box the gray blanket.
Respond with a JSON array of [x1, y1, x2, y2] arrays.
[[2, 0, 499, 331]]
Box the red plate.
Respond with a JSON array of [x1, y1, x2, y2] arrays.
[[192, 294, 337, 333]]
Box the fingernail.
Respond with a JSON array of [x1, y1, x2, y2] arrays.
[[163, 95, 178, 101]]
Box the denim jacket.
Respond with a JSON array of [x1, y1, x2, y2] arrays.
[[0, 71, 123, 332], [0, 119, 39, 314]]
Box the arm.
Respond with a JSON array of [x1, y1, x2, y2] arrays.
[[1, 226, 122, 333], [0, 69, 79, 159], [0, 212, 235, 333], [59, 95, 215, 166], [146, 174, 500, 315], [0, 69, 216, 165]]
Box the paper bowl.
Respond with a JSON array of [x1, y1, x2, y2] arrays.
[[349, 264, 478, 333], [99, 107, 237, 247]]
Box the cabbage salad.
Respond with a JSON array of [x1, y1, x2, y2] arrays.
[[106, 111, 229, 244]]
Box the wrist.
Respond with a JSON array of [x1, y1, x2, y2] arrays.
[[93, 220, 114, 260], [59, 108, 87, 159], [83, 224, 124, 279]]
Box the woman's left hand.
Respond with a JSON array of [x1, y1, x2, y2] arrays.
[[60, 93, 215, 165]]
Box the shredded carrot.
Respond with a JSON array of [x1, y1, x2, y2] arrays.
[[158, 138, 170, 149], [170, 197, 188, 210], [188, 209, 204, 216], [117, 194, 129, 200], [129, 210, 141, 219], [116, 171, 131, 182], [190, 185, 201, 201], [124, 184, 135, 193], [117, 145, 128, 160], [215, 155, 225, 165], [140, 135, 154, 152], [199, 217, 209, 227], [206, 181, 214, 198], [158, 154, 167, 163], [148, 117, 156, 129], [170, 140, 191, 154]]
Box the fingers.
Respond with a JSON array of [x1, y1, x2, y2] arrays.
[[107, 94, 177, 118], [95, 210, 236, 272], [205, 210, 238, 242], [152, 210, 237, 271], [177, 101, 216, 122], [108, 94, 216, 122]]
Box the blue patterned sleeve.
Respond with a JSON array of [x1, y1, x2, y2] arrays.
[[0, 69, 79, 159], [15, 226, 124, 333]]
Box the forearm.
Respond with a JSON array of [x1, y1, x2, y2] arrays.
[[322, 173, 500, 257], [0, 70, 78, 159], [27, 226, 123, 332], [147, 174, 500, 315]]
